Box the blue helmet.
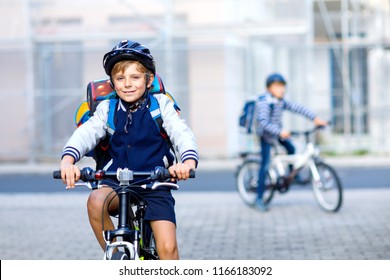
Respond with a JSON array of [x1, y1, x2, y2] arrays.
[[266, 73, 287, 87], [103, 40, 156, 76]]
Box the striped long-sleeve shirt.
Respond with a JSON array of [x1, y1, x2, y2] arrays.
[[256, 92, 316, 143]]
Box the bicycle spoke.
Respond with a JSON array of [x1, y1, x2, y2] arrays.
[[236, 160, 274, 206]]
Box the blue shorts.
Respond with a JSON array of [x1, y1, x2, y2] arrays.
[[138, 188, 176, 225], [101, 179, 176, 225]]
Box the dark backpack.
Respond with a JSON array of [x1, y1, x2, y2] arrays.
[[74, 74, 179, 169], [239, 95, 273, 134], [239, 97, 258, 134]]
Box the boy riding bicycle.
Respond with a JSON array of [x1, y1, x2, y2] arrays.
[[255, 73, 326, 212], [59, 40, 198, 259]]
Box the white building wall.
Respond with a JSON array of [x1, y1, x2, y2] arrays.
[[1, 0, 390, 161]]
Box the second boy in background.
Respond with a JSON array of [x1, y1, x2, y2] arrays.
[[255, 73, 327, 211]]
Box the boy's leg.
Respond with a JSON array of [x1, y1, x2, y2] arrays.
[[278, 138, 295, 172], [278, 138, 295, 155], [257, 138, 272, 201], [87, 187, 119, 251], [150, 220, 179, 260]]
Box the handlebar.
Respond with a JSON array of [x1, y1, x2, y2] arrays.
[[290, 125, 327, 137], [53, 166, 195, 183]]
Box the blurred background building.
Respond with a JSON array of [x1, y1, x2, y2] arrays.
[[0, 0, 389, 162]]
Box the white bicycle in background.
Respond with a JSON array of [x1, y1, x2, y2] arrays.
[[236, 126, 343, 212]]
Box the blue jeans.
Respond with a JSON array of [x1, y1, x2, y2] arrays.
[[257, 137, 295, 199]]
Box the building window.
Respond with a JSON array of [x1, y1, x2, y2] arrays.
[[330, 47, 368, 134]]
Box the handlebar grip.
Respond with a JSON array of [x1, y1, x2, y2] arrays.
[[153, 167, 196, 180], [52, 168, 95, 181], [167, 168, 195, 179], [53, 170, 61, 179]]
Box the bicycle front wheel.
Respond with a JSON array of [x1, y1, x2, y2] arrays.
[[110, 251, 129, 260], [311, 162, 343, 212], [236, 159, 274, 206], [143, 232, 159, 260], [140, 224, 159, 260]]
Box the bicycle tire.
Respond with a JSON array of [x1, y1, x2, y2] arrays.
[[145, 232, 159, 260], [139, 222, 159, 260], [311, 162, 343, 212], [236, 159, 274, 206], [110, 251, 129, 260]]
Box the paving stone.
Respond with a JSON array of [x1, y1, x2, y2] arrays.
[[0, 189, 389, 260]]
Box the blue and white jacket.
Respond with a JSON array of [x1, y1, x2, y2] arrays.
[[62, 94, 199, 171], [256, 92, 316, 143]]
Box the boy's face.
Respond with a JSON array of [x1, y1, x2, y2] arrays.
[[267, 82, 286, 99], [112, 62, 154, 103]]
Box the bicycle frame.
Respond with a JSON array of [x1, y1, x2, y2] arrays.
[[236, 125, 343, 212], [269, 139, 321, 186]]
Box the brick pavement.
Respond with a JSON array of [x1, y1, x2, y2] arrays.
[[0, 188, 389, 260]]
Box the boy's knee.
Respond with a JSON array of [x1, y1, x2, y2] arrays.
[[159, 241, 178, 258], [87, 191, 105, 213]]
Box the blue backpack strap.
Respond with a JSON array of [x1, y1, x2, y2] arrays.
[[148, 94, 178, 163], [106, 95, 165, 137], [259, 94, 274, 111], [149, 94, 167, 138], [106, 98, 118, 136]]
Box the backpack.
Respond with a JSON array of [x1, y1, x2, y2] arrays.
[[74, 74, 180, 169], [238, 94, 273, 134], [239, 96, 257, 134]]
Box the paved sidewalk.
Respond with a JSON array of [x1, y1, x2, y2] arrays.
[[1, 188, 389, 260]]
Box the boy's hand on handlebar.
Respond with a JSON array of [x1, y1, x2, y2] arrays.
[[168, 160, 196, 181], [279, 130, 291, 139], [60, 156, 80, 189], [314, 117, 327, 127]]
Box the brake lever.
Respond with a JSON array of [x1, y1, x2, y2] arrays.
[[68, 182, 98, 190], [151, 181, 179, 190]]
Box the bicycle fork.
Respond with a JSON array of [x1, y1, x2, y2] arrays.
[[103, 190, 141, 260], [308, 159, 322, 189]]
